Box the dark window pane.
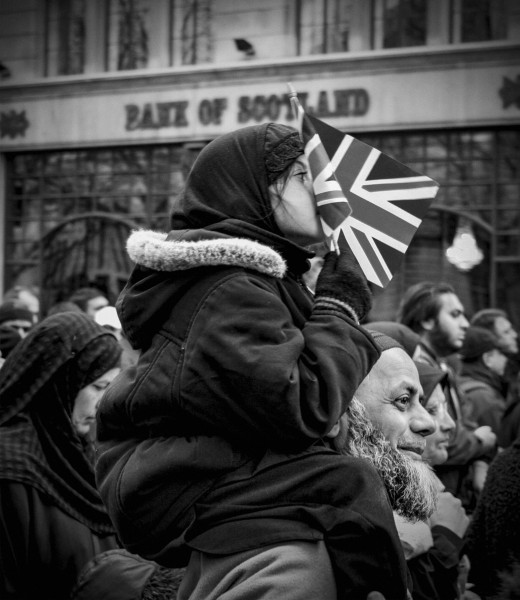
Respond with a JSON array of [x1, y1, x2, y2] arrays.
[[425, 134, 449, 160], [181, 0, 213, 65], [54, 0, 86, 75], [498, 184, 520, 206], [424, 161, 447, 182], [470, 160, 493, 181], [461, 0, 507, 42], [383, 0, 426, 48]]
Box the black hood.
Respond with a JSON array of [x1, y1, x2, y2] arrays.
[[116, 123, 313, 349], [170, 122, 303, 234]]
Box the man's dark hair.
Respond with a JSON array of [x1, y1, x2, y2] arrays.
[[397, 281, 456, 334], [67, 287, 106, 313], [471, 308, 508, 332]]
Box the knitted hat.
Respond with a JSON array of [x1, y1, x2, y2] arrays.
[[264, 125, 303, 184], [0, 303, 33, 325], [368, 321, 420, 358], [460, 326, 500, 361], [366, 329, 406, 353], [415, 362, 448, 406]]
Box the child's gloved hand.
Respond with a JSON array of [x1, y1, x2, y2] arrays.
[[314, 249, 372, 322]]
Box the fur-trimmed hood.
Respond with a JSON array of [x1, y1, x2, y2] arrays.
[[117, 226, 304, 349], [126, 229, 287, 278]]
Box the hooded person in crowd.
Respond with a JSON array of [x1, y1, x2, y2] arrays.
[[95, 123, 411, 600], [0, 312, 122, 600], [459, 325, 509, 437], [470, 308, 520, 450], [405, 363, 469, 600]]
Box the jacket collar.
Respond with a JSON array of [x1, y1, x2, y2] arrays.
[[127, 229, 288, 278]]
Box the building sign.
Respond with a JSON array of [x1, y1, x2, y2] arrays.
[[124, 88, 369, 131], [0, 64, 519, 149], [499, 75, 520, 109], [0, 109, 29, 139]]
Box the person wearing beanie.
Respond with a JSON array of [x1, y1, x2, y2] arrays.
[[367, 321, 421, 359], [458, 326, 508, 439], [394, 363, 471, 600], [95, 124, 408, 599], [0, 301, 34, 339], [331, 330, 438, 522]]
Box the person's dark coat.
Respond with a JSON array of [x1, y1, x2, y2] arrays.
[[0, 312, 122, 600], [95, 124, 408, 599], [465, 438, 520, 599], [459, 360, 506, 435]]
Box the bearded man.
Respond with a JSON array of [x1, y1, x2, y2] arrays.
[[329, 331, 438, 523]]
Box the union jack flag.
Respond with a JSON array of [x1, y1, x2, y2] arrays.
[[289, 91, 439, 288]]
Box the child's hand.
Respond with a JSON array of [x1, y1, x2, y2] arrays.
[[314, 250, 371, 321]]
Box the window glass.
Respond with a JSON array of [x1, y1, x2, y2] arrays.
[[298, 0, 353, 55], [46, 0, 86, 76], [383, 0, 427, 48], [178, 0, 213, 65], [460, 0, 507, 42], [107, 0, 152, 70]]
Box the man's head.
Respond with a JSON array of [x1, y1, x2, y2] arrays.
[[68, 287, 109, 319], [3, 285, 39, 321], [415, 362, 455, 466], [460, 326, 508, 377], [471, 308, 518, 356], [0, 301, 34, 339], [331, 334, 438, 522], [397, 282, 469, 357]]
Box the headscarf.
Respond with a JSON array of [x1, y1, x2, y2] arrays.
[[0, 312, 122, 534]]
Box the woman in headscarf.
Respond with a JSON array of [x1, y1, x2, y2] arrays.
[[95, 123, 410, 599], [0, 311, 122, 600]]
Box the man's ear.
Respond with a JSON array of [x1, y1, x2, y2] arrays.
[[421, 318, 435, 332], [481, 350, 494, 369]]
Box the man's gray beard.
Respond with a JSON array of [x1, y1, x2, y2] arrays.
[[333, 397, 438, 522]]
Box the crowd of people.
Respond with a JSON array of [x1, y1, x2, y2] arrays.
[[0, 122, 519, 600]]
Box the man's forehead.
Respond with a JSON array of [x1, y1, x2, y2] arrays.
[[439, 292, 464, 312], [372, 348, 420, 389]]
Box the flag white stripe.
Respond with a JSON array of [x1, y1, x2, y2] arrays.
[[317, 198, 351, 207], [335, 222, 384, 288], [305, 134, 321, 156], [330, 135, 355, 171], [363, 176, 434, 186], [360, 186, 439, 202], [349, 149, 423, 228], [347, 217, 408, 253]]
